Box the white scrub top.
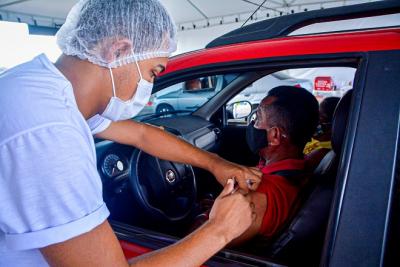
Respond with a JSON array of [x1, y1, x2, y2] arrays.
[[0, 54, 110, 266]]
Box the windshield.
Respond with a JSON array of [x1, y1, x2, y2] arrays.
[[135, 74, 239, 120]]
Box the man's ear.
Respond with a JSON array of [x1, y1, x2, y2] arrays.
[[268, 127, 282, 146], [105, 39, 133, 62]]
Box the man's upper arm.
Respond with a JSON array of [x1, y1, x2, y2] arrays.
[[229, 192, 267, 246]]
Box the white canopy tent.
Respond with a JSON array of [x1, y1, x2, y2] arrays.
[[0, 0, 391, 52], [0, 0, 397, 69], [0, 0, 381, 28]]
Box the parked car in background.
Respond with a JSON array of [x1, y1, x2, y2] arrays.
[[146, 75, 221, 114], [142, 72, 312, 116]]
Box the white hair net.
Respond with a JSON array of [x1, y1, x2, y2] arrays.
[[56, 0, 177, 68]]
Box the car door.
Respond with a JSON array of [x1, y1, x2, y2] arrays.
[[321, 50, 400, 267]]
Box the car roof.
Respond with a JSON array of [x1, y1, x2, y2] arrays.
[[206, 1, 400, 48], [160, 1, 400, 77], [162, 28, 400, 76]]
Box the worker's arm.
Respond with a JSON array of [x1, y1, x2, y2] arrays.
[[96, 120, 262, 192], [41, 179, 255, 267]]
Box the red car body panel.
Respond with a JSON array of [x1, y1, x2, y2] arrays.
[[120, 240, 152, 259], [162, 29, 400, 75]]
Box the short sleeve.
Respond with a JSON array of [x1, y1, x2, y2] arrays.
[[87, 114, 112, 135], [0, 124, 109, 250], [257, 175, 299, 237]]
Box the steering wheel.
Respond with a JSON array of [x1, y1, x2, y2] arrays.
[[129, 149, 197, 223]]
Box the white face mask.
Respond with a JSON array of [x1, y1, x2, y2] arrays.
[[101, 59, 153, 121]]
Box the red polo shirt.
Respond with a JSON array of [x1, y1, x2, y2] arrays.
[[256, 159, 307, 238]]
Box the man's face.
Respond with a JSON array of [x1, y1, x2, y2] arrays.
[[137, 57, 168, 84], [254, 96, 287, 159], [319, 106, 329, 125], [315, 103, 333, 141], [113, 57, 168, 101], [254, 97, 276, 130]]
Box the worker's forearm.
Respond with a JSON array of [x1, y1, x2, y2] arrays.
[[129, 221, 228, 267], [100, 120, 219, 172], [97, 120, 263, 190], [140, 123, 218, 170]]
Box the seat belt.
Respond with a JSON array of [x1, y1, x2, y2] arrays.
[[270, 169, 306, 187]]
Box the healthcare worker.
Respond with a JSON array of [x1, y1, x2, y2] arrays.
[[0, 0, 262, 266]]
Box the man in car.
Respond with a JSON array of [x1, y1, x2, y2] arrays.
[[185, 78, 202, 90], [230, 85, 319, 245], [304, 96, 340, 170], [0, 0, 261, 266], [304, 96, 340, 155]]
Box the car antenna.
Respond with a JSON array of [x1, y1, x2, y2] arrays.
[[241, 0, 268, 28]]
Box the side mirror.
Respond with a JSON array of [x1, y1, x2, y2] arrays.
[[232, 101, 252, 119]]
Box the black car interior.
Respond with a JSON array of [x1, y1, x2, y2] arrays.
[[96, 70, 353, 265]]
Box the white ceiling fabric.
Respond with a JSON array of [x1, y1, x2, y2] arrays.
[[0, 0, 381, 30], [0, 0, 392, 56]]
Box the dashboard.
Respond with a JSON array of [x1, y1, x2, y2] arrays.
[[101, 153, 128, 179], [96, 141, 132, 187]]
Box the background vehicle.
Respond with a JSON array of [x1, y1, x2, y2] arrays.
[[145, 75, 221, 115], [144, 73, 312, 116]]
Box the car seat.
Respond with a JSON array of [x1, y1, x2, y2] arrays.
[[305, 147, 332, 172], [242, 90, 353, 266]]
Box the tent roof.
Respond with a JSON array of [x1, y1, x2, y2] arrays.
[[0, 0, 380, 34]]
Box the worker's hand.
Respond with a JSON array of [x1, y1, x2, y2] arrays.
[[208, 179, 255, 243], [209, 155, 262, 193]]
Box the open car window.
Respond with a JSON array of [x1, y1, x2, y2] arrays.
[[135, 74, 239, 120], [226, 67, 356, 125]]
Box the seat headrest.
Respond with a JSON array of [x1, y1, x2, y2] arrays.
[[331, 90, 353, 154]]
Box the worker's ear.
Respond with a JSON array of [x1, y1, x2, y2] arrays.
[[104, 39, 133, 62]]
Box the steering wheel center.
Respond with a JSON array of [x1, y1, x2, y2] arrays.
[[129, 150, 197, 223], [165, 169, 176, 184]]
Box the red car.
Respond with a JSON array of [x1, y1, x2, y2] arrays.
[[96, 2, 400, 266]]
